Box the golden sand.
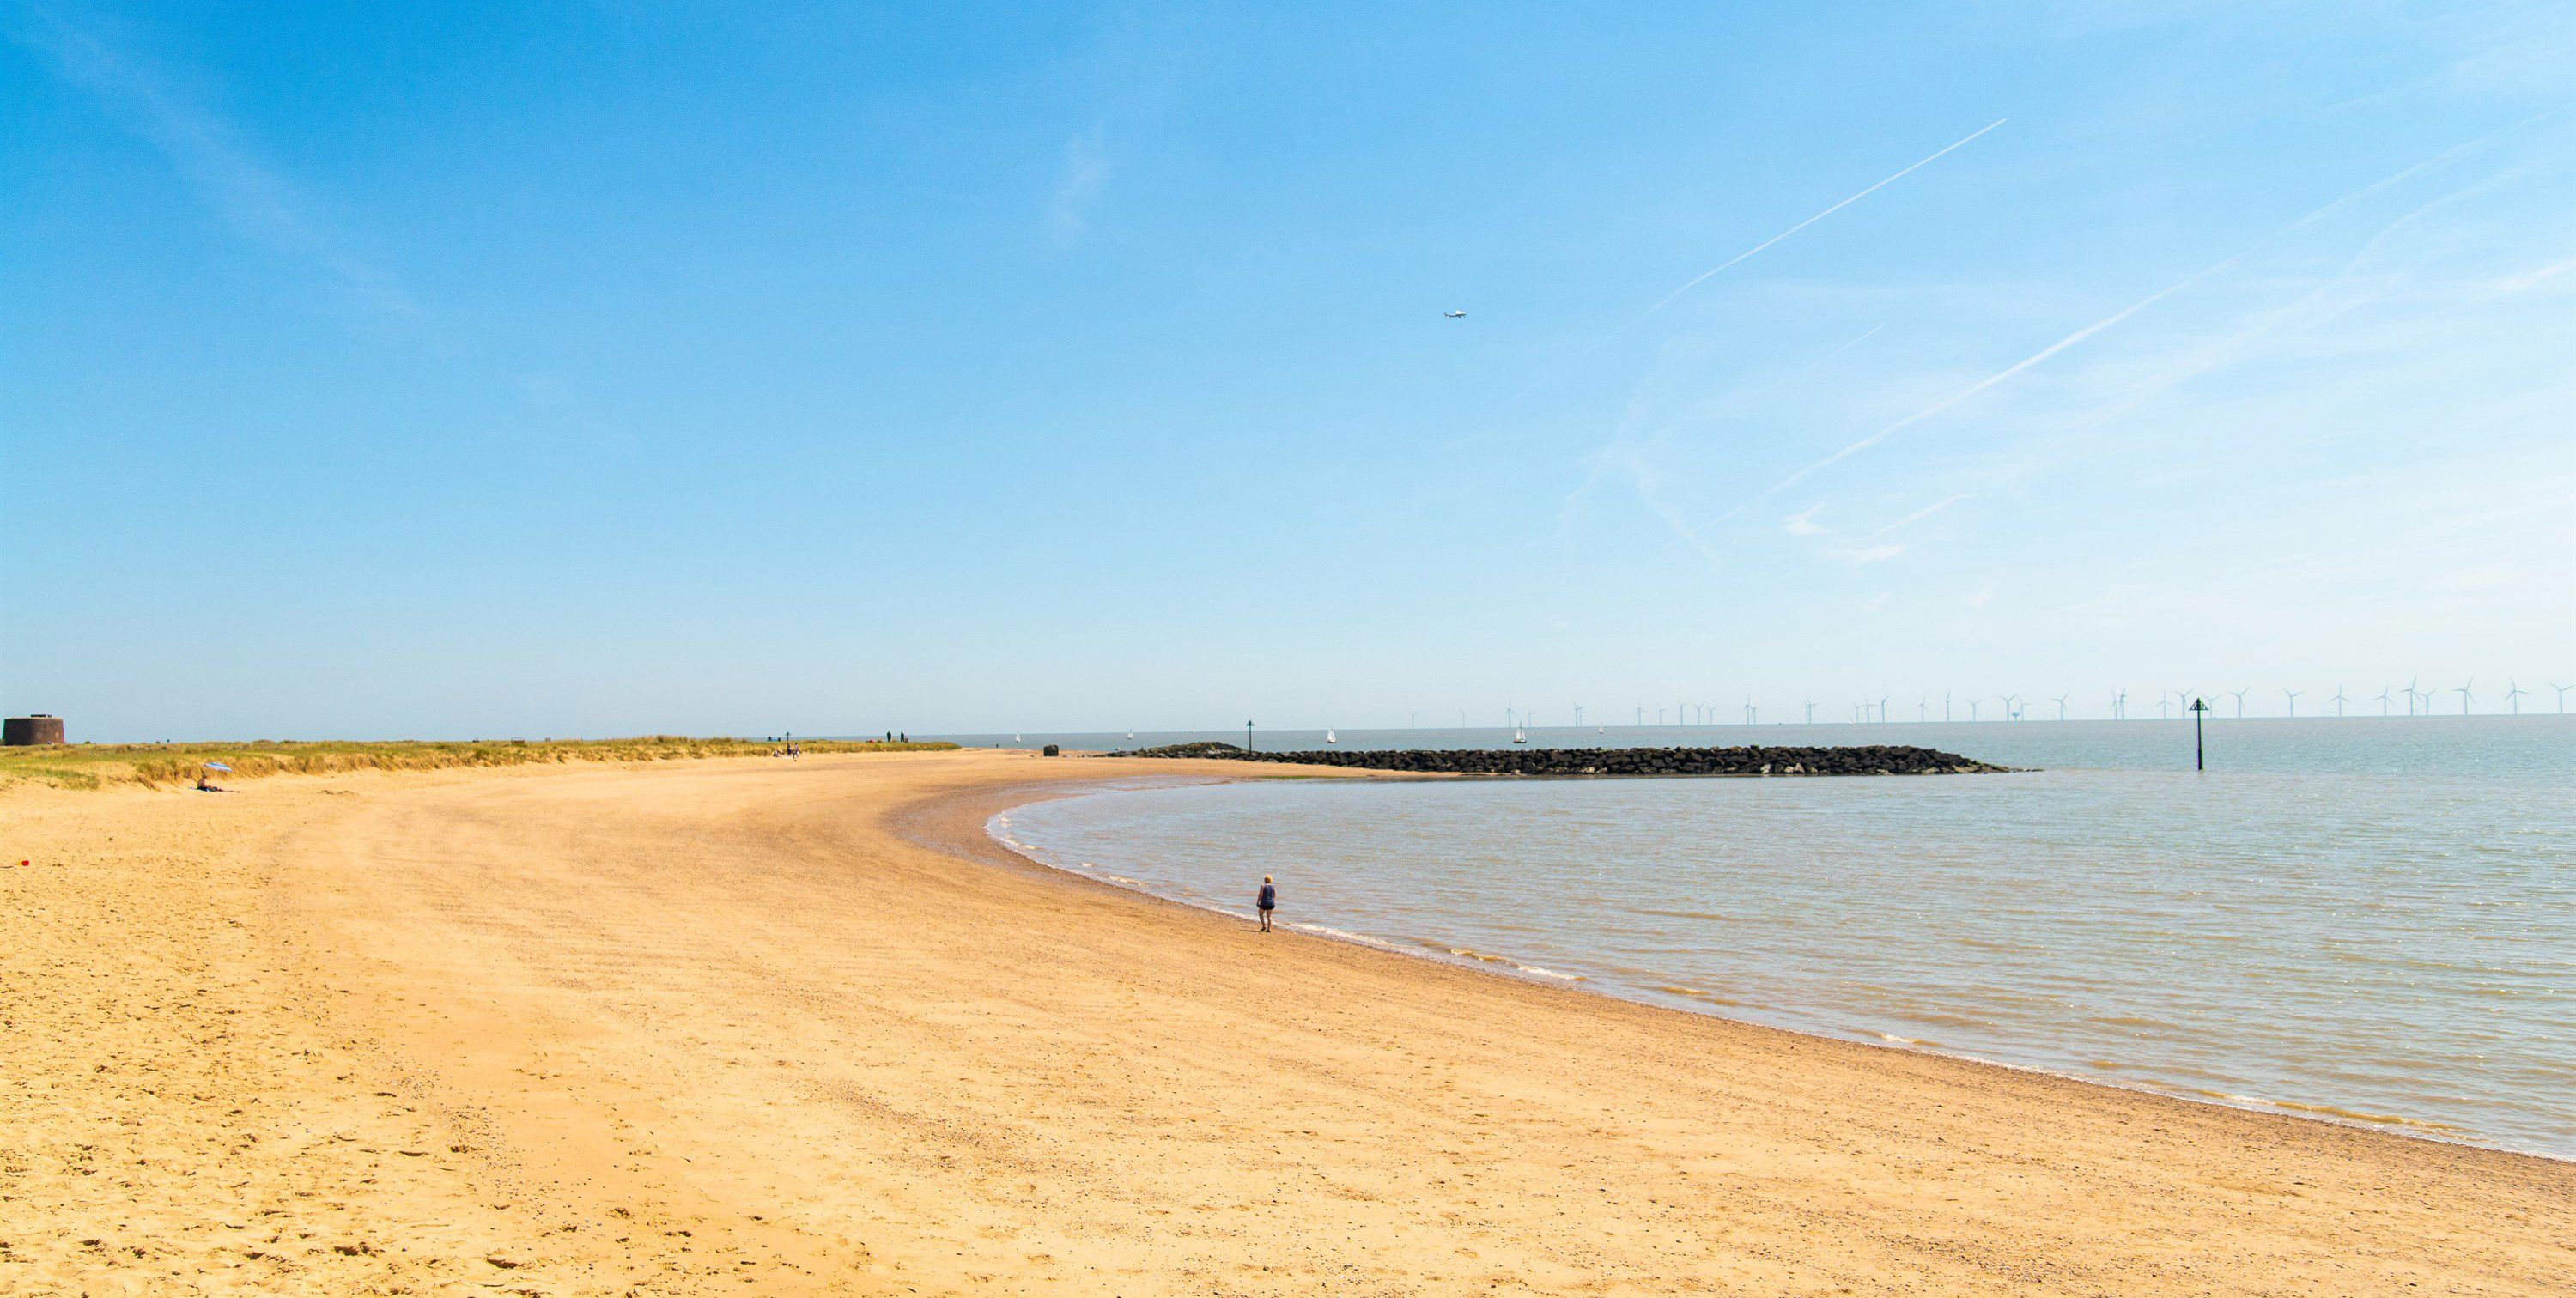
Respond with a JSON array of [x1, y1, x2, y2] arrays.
[[3, 749, 2566, 1294]]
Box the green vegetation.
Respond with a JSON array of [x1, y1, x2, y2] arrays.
[[0, 736, 958, 791]]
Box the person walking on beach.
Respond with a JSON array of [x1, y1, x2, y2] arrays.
[[1257, 876, 1277, 932]]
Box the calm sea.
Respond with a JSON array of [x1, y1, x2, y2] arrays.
[[983, 718, 2576, 1158]]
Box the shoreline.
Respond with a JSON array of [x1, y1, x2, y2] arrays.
[[956, 768, 2567, 1165], [9, 750, 2567, 1294]]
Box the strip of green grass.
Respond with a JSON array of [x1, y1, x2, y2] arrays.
[[0, 737, 958, 791]]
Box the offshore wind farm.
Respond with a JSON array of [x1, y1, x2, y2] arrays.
[[953, 675, 2575, 749]]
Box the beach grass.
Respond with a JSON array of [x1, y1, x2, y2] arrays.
[[0, 736, 957, 791]]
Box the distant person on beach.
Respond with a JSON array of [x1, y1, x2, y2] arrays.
[[1257, 876, 1276, 932]]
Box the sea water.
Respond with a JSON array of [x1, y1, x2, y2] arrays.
[[988, 718, 2575, 1158]]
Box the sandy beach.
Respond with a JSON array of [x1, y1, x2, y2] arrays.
[[3, 749, 2566, 1295]]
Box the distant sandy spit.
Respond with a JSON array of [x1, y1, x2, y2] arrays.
[[2, 749, 2565, 1295]]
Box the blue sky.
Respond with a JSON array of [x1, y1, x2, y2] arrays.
[[4, 2, 2571, 738]]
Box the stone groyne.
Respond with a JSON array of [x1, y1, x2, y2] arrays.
[[1103, 742, 2012, 776]]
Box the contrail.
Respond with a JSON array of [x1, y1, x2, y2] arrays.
[[1872, 494, 1969, 536], [1713, 131, 2514, 521], [1797, 324, 1884, 373], [1649, 118, 2008, 312]]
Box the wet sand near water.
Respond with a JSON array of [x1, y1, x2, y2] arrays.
[[3, 749, 2566, 1294]]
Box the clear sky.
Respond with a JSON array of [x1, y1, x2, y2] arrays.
[[5, 2, 2571, 739]]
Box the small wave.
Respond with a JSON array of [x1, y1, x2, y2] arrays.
[[1651, 984, 1747, 1007], [1888, 1010, 1993, 1031], [1416, 938, 1510, 964], [2269, 1100, 2463, 1131], [1285, 923, 1394, 948], [1403, 937, 1583, 980]]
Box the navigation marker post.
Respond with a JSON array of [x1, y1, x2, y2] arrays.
[[1246, 720, 1255, 753], [2190, 696, 2209, 771]]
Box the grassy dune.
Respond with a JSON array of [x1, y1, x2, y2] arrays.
[[0, 736, 957, 791]]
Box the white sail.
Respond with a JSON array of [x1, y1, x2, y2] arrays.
[[1513, 725, 1528, 744], [1325, 728, 1338, 743]]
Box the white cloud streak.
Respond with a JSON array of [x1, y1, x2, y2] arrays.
[[1649, 119, 2007, 312], [1048, 130, 1109, 248], [15, 10, 416, 320], [1828, 542, 1904, 565], [1714, 132, 2519, 522]]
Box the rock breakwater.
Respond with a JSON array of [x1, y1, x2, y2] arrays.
[[1103, 742, 2011, 776]]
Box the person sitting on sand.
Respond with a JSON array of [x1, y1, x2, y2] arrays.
[[1257, 876, 1277, 932]]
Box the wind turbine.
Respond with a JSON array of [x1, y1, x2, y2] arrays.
[[1968, 698, 1982, 722], [1918, 697, 1929, 723], [2505, 680, 2528, 715], [2554, 683, 2572, 713], [2114, 689, 2127, 720], [1803, 698, 1815, 725], [2002, 694, 2022, 721], [1943, 690, 1953, 722], [2158, 693, 2173, 721], [2404, 676, 2422, 717], [1878, 695, 1891, 725], [2375, 684, 2392, 716], [2228, 688, 2248, 719], [1744, 697, 1758, 725], [2330, 685, 2349, 718], [2054, 694, 2069, 720], [1573, 706, 1585, 729], [2455, 679, 2474, 715], [2282, 688, 2301, 718]]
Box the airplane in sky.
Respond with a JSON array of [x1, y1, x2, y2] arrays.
[[1443, 309, 1466, 319]]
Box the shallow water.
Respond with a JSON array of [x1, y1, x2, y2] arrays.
[[993, 718, 2576, 1157]]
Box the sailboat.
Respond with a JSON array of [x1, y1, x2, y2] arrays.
[[1325, 728, 1338, 744], [1512, 725, 1528, 744], [1126, 729, 1135, 740]]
